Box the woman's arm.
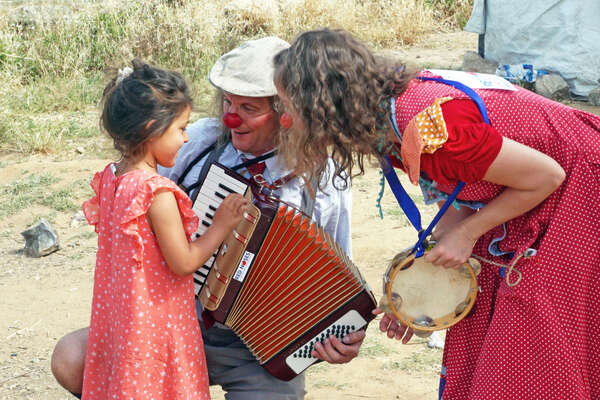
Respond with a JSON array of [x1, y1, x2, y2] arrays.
[[148, 190, 247, 276], [425, 137, 565, 268], [431, 201, 476, 241]]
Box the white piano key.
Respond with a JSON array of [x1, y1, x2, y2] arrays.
[[193, 282, 202, 295], [207, 164, 248, 193], [190, 165, 249, 294], [198, 265, 211, 274]]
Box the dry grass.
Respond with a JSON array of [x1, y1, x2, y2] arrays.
[[0, 0, 472, 155]]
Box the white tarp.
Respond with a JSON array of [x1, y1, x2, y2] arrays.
[[465, 0, 600, 97]]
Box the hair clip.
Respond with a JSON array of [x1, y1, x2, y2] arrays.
[[116, 67, 133, 84]]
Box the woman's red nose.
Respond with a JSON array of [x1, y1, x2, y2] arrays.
[[280, 112, 293, 129], [223, 112, 242, 129]]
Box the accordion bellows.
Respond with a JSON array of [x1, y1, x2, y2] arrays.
[[193, 163, 376, 381]]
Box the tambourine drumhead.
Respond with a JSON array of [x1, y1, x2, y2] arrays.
[[386, 252, 478, 332]]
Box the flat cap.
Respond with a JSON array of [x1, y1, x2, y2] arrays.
[[209, 36, 290, 97]]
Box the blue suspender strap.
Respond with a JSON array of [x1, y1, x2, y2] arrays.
[[381, 155, 423, 234], [381, 155, 464, 257], [417, 77, 490, 124], [412, 180, 465, 256]]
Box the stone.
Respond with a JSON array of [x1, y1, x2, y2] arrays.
[[70, 211, 86, 228], [461, 51, 499, 75], [427, 330, 445, 349], [534, 74, 570, 101], [21, 219, 60, 257], [588, 86, 600, 106]]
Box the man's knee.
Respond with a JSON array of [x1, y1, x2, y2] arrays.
[[51, 327, 89, 394]]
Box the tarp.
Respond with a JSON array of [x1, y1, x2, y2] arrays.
[[465, 0, 600, 97]]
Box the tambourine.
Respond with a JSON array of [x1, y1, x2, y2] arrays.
[[380, 240, 481, 337]]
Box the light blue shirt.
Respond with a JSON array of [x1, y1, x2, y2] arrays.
[[158, 117, 352, 258]]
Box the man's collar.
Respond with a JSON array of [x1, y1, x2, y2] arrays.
[[236, 148, 294, 177]]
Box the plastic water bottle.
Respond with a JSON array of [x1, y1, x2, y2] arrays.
[[496, 64, 548, 83]]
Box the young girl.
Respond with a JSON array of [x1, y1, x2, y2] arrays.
[[81, 59, 247, 399]]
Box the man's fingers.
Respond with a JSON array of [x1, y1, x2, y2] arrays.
[[312, 339, 340, 362], [341, 330, 365, 345], [312, 336, 356, 363]]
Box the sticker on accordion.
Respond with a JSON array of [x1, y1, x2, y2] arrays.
[[233, 251, 255, 282]]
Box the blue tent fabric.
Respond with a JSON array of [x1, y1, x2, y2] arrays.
[[465, 0, 600, 97]]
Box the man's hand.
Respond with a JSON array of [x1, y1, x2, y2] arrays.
[[372, 308, 414, 344], [311, 330, 365, 364]]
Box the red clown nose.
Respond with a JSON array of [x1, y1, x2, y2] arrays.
[[280, 112, 293, 129], [223, 112, 242, 129]]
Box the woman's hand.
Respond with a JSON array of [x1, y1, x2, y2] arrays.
[[424, 137, 565, 270], [372, 308, 414, 344], [426, 224, 477, 269]]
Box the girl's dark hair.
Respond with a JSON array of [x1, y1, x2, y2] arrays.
[[274, 28, 414, 189], [101, 59, 193, 160]]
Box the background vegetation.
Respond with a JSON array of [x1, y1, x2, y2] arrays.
[[0, 0, 472, 155]]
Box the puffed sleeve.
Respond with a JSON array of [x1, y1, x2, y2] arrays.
[[82, 167, 109, 231], [419, 98, 503, 184], [120, 175, 199, 268]]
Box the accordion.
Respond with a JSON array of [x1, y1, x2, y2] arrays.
[[190, 162, 376, 381]]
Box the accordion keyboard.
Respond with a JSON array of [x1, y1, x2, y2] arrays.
[[191, 164, 248, 296], [284, 309, 368, 374]]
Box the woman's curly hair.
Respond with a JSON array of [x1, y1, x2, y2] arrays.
[[274, 28, 414, 189]]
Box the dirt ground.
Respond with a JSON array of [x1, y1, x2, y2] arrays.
[[1, 31, 599, 400]]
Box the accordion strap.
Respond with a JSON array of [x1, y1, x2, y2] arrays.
[[179, 139, 318, 217]]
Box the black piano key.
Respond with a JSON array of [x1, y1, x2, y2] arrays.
[[202, 220, 211, 227], [205, 212, 214, 220], [214, 191, 226, 200], [218, 183, 236, 193], [209, 205, 217, 212]]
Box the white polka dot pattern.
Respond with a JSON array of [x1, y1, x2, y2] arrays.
[[393, 75, 600, 399], [80, 165, 209, 399], [415, 96, 453, 153]]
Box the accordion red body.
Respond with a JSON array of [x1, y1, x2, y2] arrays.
[[191, 162, 377, 381]]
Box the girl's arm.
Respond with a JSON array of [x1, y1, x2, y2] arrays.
[[148, 191, 247, 276], [425, 137, 565, 268]]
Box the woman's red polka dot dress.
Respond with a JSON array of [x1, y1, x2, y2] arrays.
[[390, 76, 600, 399]]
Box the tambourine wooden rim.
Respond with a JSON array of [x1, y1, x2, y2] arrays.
[[385, 250, 478, 332]]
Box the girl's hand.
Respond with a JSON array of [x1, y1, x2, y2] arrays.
[[425, 225, 476, 269], [372, 308, 414, 344], [212, 193, 248, 232]]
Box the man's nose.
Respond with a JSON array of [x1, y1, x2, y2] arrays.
[[226, 102, 239, 114]]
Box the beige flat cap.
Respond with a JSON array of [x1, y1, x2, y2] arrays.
[[208, 36, 290, 97]]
